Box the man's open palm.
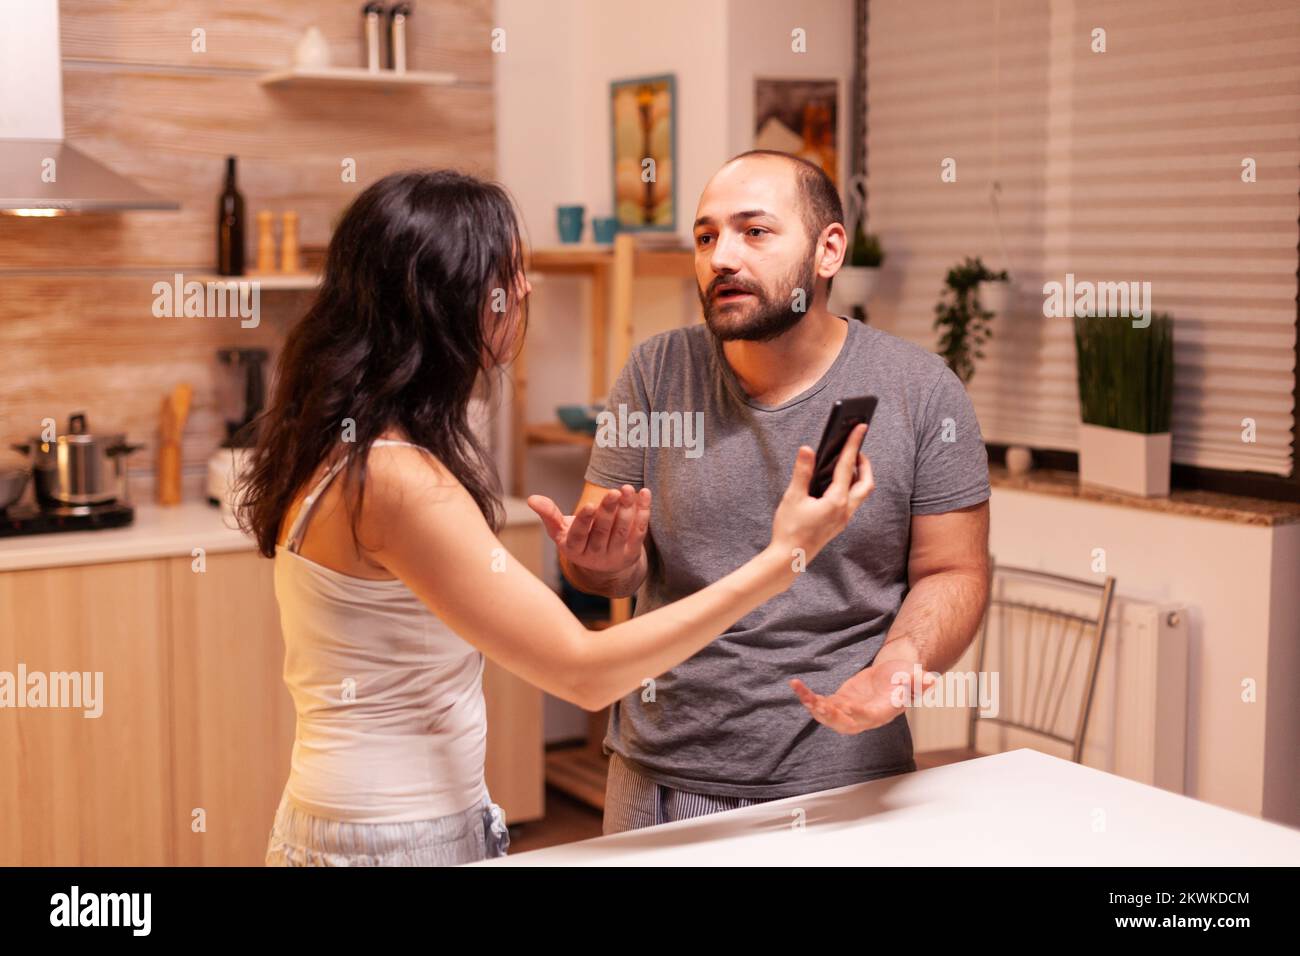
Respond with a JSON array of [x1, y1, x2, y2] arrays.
[[791, 648, 936, 735], [527, 484, 651, 573]]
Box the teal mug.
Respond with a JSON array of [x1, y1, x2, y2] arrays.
[[557, 205, 585, 243], [593, 216, 619, 244]]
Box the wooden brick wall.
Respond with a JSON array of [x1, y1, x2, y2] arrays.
[[0, 0, 495, 479]]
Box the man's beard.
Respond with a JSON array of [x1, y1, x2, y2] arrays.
[[698, 252, 818, 343]]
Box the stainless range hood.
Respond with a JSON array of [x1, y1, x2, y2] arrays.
[[0, 0, 179, 215]]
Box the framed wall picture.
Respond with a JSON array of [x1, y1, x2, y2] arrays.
[[610, 73, 676, 232], [753, 77, 840, 187]]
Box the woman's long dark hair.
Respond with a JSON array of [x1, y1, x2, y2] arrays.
[[239, 169, 526, 558]]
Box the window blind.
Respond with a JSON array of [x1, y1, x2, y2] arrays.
[[865, 0, 1299, 475]]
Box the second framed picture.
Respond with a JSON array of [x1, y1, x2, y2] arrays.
[[753, 77, 840, 187]]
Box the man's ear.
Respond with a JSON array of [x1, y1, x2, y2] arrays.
[[817, 223, 848, 280]]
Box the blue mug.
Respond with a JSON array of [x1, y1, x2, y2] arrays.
[[557, 205, 585, 244], [593, 216, 619, 244]]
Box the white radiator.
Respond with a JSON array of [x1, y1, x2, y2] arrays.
[[907, 595, 1190, 793]]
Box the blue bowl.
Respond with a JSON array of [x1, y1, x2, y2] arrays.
[[556, 404, 603, 434]]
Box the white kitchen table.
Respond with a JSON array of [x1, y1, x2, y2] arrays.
[[477, 749, 1300, 866]]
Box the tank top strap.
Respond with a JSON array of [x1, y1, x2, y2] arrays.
[[283, 457, 349, 554]]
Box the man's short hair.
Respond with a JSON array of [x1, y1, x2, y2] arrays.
[[727, 149, 844, 241]]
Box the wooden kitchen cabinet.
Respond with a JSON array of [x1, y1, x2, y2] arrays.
[[0, 553, 283, 867], [167, 550, 296, 866], [0, 559, 173, 866], [0, 510, 546, 866]]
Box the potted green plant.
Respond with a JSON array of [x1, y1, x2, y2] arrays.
[[1073, 311, 1174, 496], [830, 224, 884, 312], [933, 257, 1008, 384]]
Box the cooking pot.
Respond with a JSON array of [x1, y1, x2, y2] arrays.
[[11, 412, 143, 507]]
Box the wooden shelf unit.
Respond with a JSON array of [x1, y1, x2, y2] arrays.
[[514, 235, 695, 480], [515, 234, 694, 809], [544, 743, 613, 811]]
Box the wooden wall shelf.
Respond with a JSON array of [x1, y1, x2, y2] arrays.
[[192, 272, 320, 290], [524, 422, 596, 447], [527, 244, 694, 278], [258, 67, 457, 90]]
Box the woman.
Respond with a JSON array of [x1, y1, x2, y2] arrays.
[[239, 169, 874, 866]]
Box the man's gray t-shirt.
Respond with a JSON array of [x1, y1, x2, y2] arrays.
[[584, 316, 990, 799]]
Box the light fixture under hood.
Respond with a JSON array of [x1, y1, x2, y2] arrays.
[[0, 0, 179, 215]]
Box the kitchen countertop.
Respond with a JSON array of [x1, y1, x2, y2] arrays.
[[477, 748, 1300, 866], [0, 496, 541, 573], [991, 464, 1300, 526]]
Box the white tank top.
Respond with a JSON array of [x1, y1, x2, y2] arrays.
[[273, 440, 488, 823]]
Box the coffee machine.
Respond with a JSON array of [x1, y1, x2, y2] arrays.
[[206, 347, 267, 514]]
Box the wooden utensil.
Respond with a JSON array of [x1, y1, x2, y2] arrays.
[[157, 383, 193, 505]]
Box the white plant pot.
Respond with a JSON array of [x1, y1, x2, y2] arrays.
[[1005, 445, 1033, 476], [1077, 423, 1171, 497], [979, 279, 1013, 318], [829, 266, 880, 314]]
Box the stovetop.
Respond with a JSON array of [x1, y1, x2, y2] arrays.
[[0, 501, 135, 537]]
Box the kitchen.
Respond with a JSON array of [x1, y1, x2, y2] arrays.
[[1, 0, 1299, 907]]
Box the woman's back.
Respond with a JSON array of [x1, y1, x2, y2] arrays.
[[273, 440, 488, 823]]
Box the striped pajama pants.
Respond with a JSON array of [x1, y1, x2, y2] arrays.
[[602, 751, 779, 834], [264, 788, 511, 866]]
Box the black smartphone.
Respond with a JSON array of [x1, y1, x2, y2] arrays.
[[809, 396, 878, 497]]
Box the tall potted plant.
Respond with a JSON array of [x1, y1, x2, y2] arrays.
[[1073, 311, 1174, 496], [933, 257, 1008, 384]]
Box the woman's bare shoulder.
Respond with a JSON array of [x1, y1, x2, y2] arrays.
[[362, 440, 468, 517], [360, 439, 497, 569]]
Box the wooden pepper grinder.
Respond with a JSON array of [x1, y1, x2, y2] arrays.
[[255, 210, 276, 274], [280, 211, 300, 273]]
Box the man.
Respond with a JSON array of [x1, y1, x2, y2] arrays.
[[528, 150, 991, 833]]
